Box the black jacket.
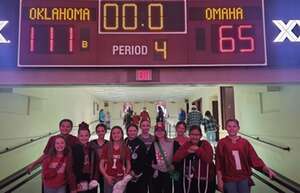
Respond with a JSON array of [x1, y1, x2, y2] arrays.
[[71, 143, 97, 183], [125, 137, 147, 175]]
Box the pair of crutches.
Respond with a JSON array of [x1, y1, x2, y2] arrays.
[[183, 158, 209, 193]]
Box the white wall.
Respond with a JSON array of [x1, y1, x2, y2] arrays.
[[0, 87, 100, 180], [234, 85, 300, 182]]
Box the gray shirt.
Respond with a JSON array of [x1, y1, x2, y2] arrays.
[[153, 139, 174, 172]]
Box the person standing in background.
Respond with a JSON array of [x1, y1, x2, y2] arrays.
[[105, 111, 111, 130], [156, 106, 165, 123], [140, 107, 151, 122], [178, 108, 186, 122], [202, 111, 218, 144], [186, 105, 203, 131], [99, 109, 106, 124], [131, 112, 140, 126]]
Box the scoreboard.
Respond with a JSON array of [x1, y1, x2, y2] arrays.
[[18, 0, 267, 67]]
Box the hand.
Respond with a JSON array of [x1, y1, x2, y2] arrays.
[[77, 183, 82, 191], [187, 145, 198, 153], [263, 166, 277, 179], [130, 171, 136, 176], [152, 164, 159, 170], [217, 178, 224, 192], [27, 164, 34, 174]]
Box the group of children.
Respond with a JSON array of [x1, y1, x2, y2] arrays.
[[28, 118, 275, 193]]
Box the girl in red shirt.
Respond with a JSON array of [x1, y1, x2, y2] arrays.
[[216, 119, 276, 193], [42, 135, 76, 193], [100, 126, 131, 193], [173, 125, 216, 193]]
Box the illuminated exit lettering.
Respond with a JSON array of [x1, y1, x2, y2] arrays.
[[273, 20, 300, 42], [0, 21, 10, 44]]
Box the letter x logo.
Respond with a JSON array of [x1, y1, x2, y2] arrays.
[[273, 20, 300, 42], [0, 21, 10, 44]]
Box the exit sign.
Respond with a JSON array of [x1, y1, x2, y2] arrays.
[[136, 69, 153, 81]]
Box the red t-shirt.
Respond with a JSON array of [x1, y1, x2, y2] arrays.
[[216, 136, 265, 182], [140, 111, 150, 121], [101, 144, 131, 179], [131, 115, 140, 125], [43, 134, 78, 154], [42, 155, 76, 190]]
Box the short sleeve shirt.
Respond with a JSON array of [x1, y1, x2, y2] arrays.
[[101, 144, 131, 179]]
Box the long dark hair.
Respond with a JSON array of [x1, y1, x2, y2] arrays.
[[48, 135, 69, 157], [107, 126, 127, 164], [175, 121, 187, 131]]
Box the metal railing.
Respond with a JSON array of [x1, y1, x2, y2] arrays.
[[0, 131, 59, 155], [239, 132, 291, 151], [0, 120, 99, 155], [253, 169, 300, 193], [0, 163, 41, 191]]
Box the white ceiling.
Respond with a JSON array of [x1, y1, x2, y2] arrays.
[[85, 85, 219, 102]]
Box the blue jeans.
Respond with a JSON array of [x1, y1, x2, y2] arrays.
[[224, 179, 250, 193], [44, 185, 65, 193], [206, 131, 216, 142]]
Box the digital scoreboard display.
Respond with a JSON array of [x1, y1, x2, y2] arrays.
[[18, 0, 267, 67]]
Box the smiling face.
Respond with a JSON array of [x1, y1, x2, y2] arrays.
[[59, 121, 72, 135], [127, 126, 138, 140], [140, 120, 151, 134], [54, 137, 66, 153], [176, 123, 186, 137], [226, 120, 240, 137], [78, 129, 90, 145], [111, 127, 123, 142], [96, 126, 106, 140], [189, 128, 202, 144], [155, 128, 166, 139]]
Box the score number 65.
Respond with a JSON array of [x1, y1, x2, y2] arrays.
[[219, 25, 255, 53]]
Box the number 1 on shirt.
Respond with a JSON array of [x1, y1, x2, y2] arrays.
[[232, 150, 242, 170]]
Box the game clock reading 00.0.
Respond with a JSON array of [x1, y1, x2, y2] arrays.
[[18, 0, 267, 67]]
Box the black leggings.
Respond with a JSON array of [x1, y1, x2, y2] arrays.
[[152, 171, 172, 193]]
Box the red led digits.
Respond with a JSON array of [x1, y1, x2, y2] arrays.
[[219, 25, 235, 53], [49, 26, 54, 52], [29, 26, 35, 52], [238, 25, 254, 53], [69, 27, 74, 53], [219, 25, 255, 53]]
